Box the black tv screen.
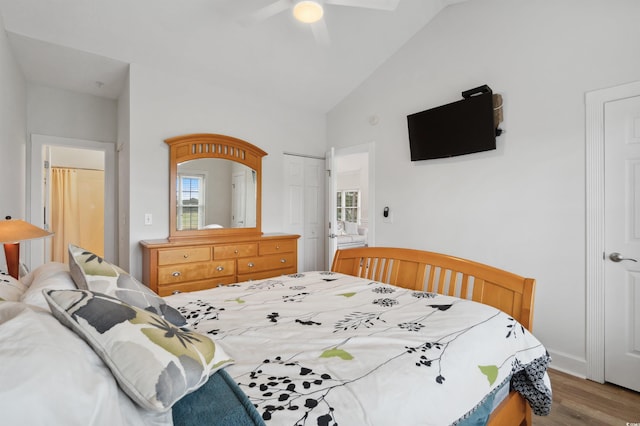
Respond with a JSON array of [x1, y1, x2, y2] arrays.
[[407, 91, 496, 161]]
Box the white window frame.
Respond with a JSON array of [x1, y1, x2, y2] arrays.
[[177, 173, 205, 230], [337, 189, 361, 224]]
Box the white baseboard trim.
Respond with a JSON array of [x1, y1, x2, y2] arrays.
[[546, 349, 588, 379]]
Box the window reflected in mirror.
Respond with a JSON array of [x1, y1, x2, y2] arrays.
[[177, 174, 204, 230]]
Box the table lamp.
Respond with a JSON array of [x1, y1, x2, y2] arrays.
[[0, 217, 53, 279]]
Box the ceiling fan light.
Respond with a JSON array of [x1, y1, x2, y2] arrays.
[[293, 1, 324, 24]]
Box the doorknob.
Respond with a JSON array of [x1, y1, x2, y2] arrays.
[[609, 252, 638, 262]]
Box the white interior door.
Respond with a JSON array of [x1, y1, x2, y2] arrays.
[[283, 154, 325, 272], [326, 148, 338, 269], [604, 94, 640, 392], [231, 173, 246, 227]]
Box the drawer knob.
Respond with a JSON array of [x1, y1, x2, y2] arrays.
[[183, 254, 189, 258], [234, 249, 239, 254], [172, 271, 182, 277], [276, 245, 280, 249], [248, 262, 255, 268], [280, 258, 286, 263], [216, 265, 224, 272]]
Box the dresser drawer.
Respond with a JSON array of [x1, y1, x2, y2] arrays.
[[158, 247, 211, 265], [157, 276, 238, 297], [158, 260, 235, 285], [237, 266, 297, 283], [237, 252, 296, 274], [259, 239, 296, 255], [213, 243, 258, 259]]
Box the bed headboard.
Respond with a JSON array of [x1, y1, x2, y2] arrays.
[[331, 247, 536, 331]]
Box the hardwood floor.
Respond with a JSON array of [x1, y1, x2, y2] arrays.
[[533, 368, 640, 425]]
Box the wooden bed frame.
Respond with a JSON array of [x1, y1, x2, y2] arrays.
[[331, 247, 536, 426]]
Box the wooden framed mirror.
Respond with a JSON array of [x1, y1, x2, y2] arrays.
[[166, 134, 267, 241]]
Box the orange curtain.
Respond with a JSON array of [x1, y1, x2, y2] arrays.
[[50, 168, 104, 263]]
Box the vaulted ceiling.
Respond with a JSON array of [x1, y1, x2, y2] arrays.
[[0, 0, 466, 112]]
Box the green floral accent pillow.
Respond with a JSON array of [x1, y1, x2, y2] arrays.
[[44, 289, 234, 412], [68, 244, 187, 327]]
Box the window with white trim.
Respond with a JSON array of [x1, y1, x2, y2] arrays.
[[337, 190, 360, 223], [177, 174, 205, 230]]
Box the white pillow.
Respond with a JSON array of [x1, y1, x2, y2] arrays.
[[0, 301, 169, 426], [0, 272, 28, 302], [20, 262, 77, 311], [344, 221, 359, 235]]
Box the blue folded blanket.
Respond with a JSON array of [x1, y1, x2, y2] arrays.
[[173, 369, 265, 426]]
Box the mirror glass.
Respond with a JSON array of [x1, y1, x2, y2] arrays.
[[167, 133, 266, 241], [176, 158, 257, 231]]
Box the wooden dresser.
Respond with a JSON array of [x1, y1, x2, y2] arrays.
[[140, 233, 299, 296]]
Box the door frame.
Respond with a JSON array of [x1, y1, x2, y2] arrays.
[[27, 134, 116, 269], [327, 142, 376, 268], [585, 80, 640, 383]]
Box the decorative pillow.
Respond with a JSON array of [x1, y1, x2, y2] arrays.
[[344, 221, 359, 235], [0, 271, 28, 302], [44, 289, 234, 412], [68, 244, 187, 327], [19, 262, 77, 311]]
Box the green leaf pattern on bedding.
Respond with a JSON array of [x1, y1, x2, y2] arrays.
[[479, 365, 499, 386], [320, 347, 354, 360]]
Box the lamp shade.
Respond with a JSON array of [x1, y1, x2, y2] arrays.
[[0, 219, 52, 243]]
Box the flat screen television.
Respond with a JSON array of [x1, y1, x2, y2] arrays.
[[407, 89, 497, 161]]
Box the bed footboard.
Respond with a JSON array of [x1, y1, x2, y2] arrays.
[[331, 247, 535, 331]]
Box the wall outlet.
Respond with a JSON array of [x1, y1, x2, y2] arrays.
[[144, 213, 152, 225]]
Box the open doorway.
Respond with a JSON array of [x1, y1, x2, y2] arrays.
[[28, 134, 116, 270], [327, 143, 375, 268], [335, 153, 369, 247], [46, 146, 105, 263]]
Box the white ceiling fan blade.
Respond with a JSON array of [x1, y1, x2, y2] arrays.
[[240, 0, 291, 25], [323, 0, 400, 11], [311, 19, 331, 46]]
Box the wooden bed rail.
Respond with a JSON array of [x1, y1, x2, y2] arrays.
[[331, 247, 536, 332]]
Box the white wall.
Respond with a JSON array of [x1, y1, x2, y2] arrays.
[[117, 73, 130, 269], [50, 146, 105, 170], [327, 0, 640, 376], [24, 84, 118, 269], [0, 18, 27, 268], [126, 64, 326, 278], [27, 84, 117, 142]]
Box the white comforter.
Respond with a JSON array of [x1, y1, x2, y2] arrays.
[[166, 271, 551, 426]]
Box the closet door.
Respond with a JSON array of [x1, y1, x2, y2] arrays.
[[283, 154, 325, 271]]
